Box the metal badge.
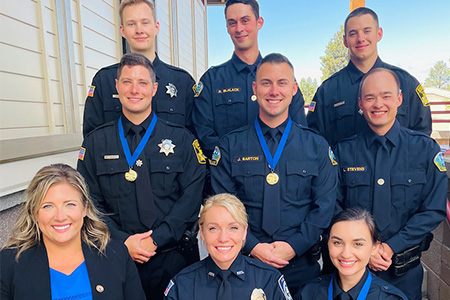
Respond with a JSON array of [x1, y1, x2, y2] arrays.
[[166, 83, 178, 98], [158, 139, 176, 156]]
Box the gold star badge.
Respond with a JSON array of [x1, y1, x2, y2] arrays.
[[158, 139, 176, 156]]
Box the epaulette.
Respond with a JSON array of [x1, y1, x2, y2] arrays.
[[174, 260, 205, 276], [246, 256, 280, 273], [85, 120, 116, 138], [98, 63, 119, 72]]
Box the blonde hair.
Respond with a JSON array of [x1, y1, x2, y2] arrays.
[[3, 164, 110, 260], [119, 0, 156, 25], [199, 193, 248, 228]]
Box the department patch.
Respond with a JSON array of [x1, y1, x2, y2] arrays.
[[166, 83, 178, 98], [415, 84, 430, 107], [87, 86, 95, 97], [434, 152, 447, 172], [193, 81, 203, 97], [164, 280, 174, 296], [250, 288, 266, 300], [78, 147, 86, 161], [158, 139, 176, 156], [329, 147, 338, 165], [192, 139, 207, 164], [278, 275, 293, 300], [209, 146, 221, 166], [308, 101, 316, 112]]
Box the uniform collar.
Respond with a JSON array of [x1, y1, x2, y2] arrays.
[[205, 254, 246, 284], [364, 119, 400, 149], [347, 56, 384, 84], [121, 112, 155, 137], [257, 116, 289, 137], [332, 268, 369, 300], [231, 52, 262, 73], [153, 53, 162, 79]]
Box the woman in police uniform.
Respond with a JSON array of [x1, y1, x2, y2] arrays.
[[164, 193, 292, 300], [295, 207, 408, 300]]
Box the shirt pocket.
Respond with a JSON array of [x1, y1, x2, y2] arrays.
[[391, 170, 426, 210], [342, 170, 371, 208], [150, 158, 184, 197], [214, 92, 246, 133], [231, 160, 265, 203], [286, 160, 318, 202], [156, 98, 186, 125], [330, 102, 355, 142], [103, 96, 122, 123], [96, 159, 133, 200]]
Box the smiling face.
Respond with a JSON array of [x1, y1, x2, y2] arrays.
[[225, 3, 263, 55], [200, 205, 247, 270], [253, 62, 298, 127], [359, 69, 402, 135], [328, 220, 378, 285], [37, 182, 86, 249], [344, 14, 382, 65]]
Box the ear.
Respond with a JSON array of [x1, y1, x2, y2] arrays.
[[252, 81, 257, 96], [155, 21, 160, 35], [343, 34, 349, 49], [257, 17, 264, 30], [377, 27, 383, 42], [120, 25, 126, 39], [115, 79, 119, 92], [371, 241, 380, 256], [152, 82, 158, 97], [358, 97, 363, 110], [199, 226, 205, 242], [396, 91, 403, 107], [292, 81, 298, 96]]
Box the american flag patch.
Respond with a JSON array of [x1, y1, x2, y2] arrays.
[[164, 280, 174, 296], [87, 86, 95, 97], [78, 147, 86, 161], [308, 101, 316, 112]]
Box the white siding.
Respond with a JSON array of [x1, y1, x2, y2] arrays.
[[156, 0, 172, 64], [177, 0, 194, 75]]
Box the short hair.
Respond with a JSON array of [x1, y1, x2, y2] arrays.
[[119, 0, 156, 25], [117, 53, 156, 83], [3, 164, 110, 260], [344, 7, 379, 34], [199, 193, 248, 229], [359, 68, 401, 98], [257, 53, 295, 75], [330, 207, 379, 243], [225, 0, 260, 20]]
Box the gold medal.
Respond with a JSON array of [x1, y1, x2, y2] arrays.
[[266, 172, 279, 185], [125, 168, 137, 182]]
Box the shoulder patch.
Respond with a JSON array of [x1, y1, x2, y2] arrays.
[[434, 152, 447, 172], [251, 288, 266, 300], [192, 139, 207, 164], [164, 280, 174, 296], [278, 275, 293, 300], [308, 101, 316, 112], [78, 147, 86, 161], [87, 86, 95, 97], [193, 81, 203, 97], [329, 147, 338, 165], [209, 146, 221, 166], [415, 84, 430, 107]]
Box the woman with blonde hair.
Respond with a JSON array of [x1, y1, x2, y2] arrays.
[[164, 193, 292, 299], [1, 163, 145, 300]]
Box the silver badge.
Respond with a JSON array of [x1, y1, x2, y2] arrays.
[[166, 83, 178, 98], [136, 159, 143, 167], [158, 139, 176, 156]]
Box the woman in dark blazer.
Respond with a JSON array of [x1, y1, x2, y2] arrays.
[[1, 164, 145, 300]]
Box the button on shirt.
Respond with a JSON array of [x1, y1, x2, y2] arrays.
[[164, 254, 290, 300], [82, 54, 196, 137], [334, 121, 446, 253], [307, 57, 432, 147], [211, 120, 338, 256], [192, 53, 307, 157]]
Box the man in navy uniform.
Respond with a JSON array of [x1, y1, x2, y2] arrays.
[[307, 7, 431, 147], [211, 53, 338, 292], [192, 0, 306, 158], [334, 68, 446, 300], [83, 0, 196, 137], [78, 53, 206, 300]]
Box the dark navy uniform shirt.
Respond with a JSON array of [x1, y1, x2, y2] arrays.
[[82, 54, 196, 137], [334, 121, 446, 253], [164, 254, 292, 300], [192, 53, 307, 157], [307, 57, 432, 147], [295, 269, 408, 300], [77, 113, 206, 248], [211, 118, 338, 256]]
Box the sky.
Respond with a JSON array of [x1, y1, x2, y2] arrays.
[[206, 0, 450, 84]]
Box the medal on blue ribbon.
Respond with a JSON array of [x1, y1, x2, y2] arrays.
[[328, 272, 372, 300], [254, 118, 292, 185], [118, 115, 157, 182]]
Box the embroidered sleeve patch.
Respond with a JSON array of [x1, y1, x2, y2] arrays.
[[434, 152, 446, 172], [308, 101, 316, 112], [192, 139, 207, 164], [329, 148, 338, 165], [415, 84, 430, 107], [193, 81, 203, 97], [209, 146, 221, 166], [87, 86, 95, 97], [278, 275, 293, 300], [164, 280, 174, 296], [78, 147, 86, 161]]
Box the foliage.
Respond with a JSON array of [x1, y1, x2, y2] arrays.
[[424, 60, 450, 90], [320, 25, 349, 82], [299, 77, 318, 105]]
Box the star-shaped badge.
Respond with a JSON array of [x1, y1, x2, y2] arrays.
[[158, 139, 176, 156], [135, 159, 143, 167], [166, 83, 178, 98]]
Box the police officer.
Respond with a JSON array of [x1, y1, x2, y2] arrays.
[[334, 68, 447, 300], [77, 53, 206, 300], [211, 53, 338, 292], [83, 0, 196, 137], [307, 7, 431, 147], [164, 193, 293, 300], [192, 0, 306, 158]]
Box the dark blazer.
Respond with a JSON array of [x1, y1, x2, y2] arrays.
[[1, 239, 145, 300]]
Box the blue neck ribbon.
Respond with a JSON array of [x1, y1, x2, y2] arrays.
[[118, 115, 157, 167], [254, 118, 292, 170], [328, 272, 372, 300]]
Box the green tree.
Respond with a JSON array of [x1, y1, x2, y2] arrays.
[[299, 77, 318, 105], [424, 60, 450, 90], [320, 25, 349, 82]]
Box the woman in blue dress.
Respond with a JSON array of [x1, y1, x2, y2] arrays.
[[1, 164, 145, 300], [295, 207, 408, 300]]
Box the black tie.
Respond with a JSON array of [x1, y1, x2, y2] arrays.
[[217, 270, 232, 300], [373, 136, 390, 231], [131, 125, 157, 229], [262, 128, 281, 236], [337, 292, 352, 300]]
